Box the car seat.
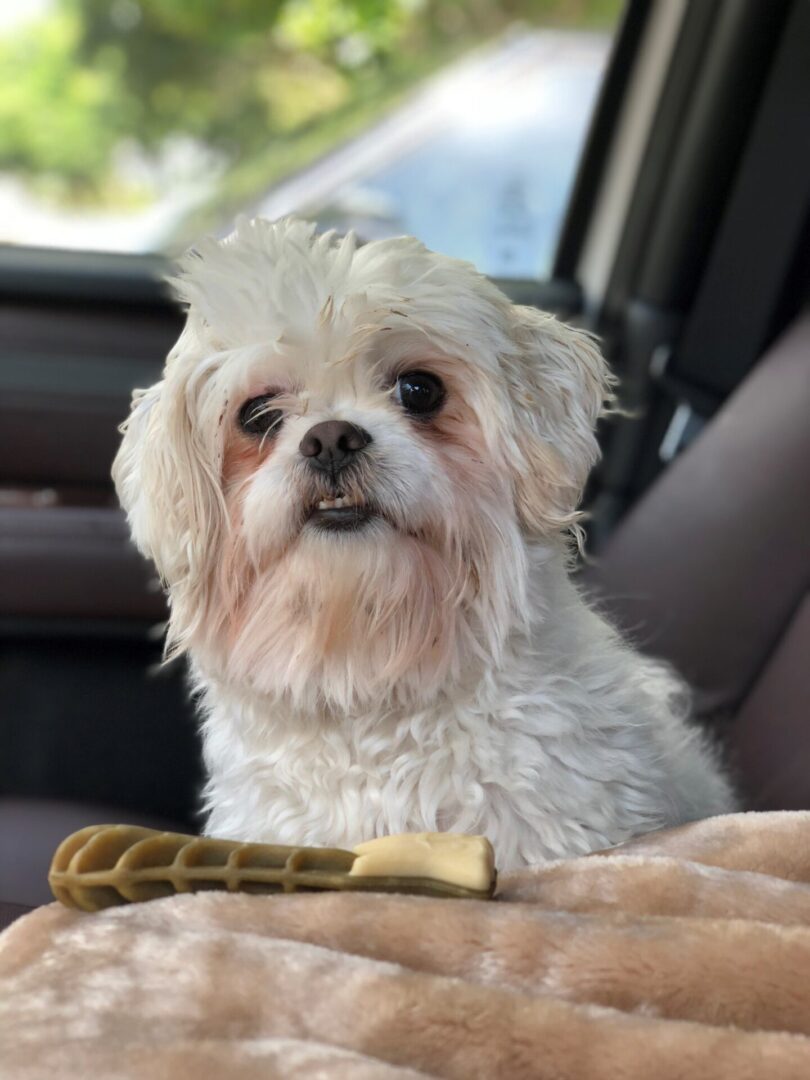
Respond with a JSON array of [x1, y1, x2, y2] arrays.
[[581, 309, 810, 808]]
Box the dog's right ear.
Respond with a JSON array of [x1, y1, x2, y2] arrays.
[[114, 380, 177, 582], [113, 370, 226, 648]]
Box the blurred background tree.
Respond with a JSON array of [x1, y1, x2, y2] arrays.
[[0, 0, 621, 215]]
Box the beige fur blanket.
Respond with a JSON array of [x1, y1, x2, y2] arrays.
[[5, 812, 810, 1079]]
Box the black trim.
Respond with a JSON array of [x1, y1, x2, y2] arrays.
[[600, 0, 720, 321], [0, 245, 172, 306], [586, 0, 802, 533], [603, 0, 790, 322], [666, 0, 810, 401], [0, 262, 580, 316], [494, 276, 583, 318], [552, 0, 653, 281], [635, 0, 791, 311]]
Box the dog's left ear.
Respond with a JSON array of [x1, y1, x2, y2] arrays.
[[503, 305, 614, 535]]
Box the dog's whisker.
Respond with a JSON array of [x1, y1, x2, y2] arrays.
[[257, 414, 285, 452]]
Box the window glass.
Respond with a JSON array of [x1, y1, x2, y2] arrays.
[[0, 1, 622, 278]]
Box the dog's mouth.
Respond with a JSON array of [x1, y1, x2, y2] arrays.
[[307, 490, 374, 532]]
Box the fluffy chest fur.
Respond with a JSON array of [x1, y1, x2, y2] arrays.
[[199, 566, 733, 871]]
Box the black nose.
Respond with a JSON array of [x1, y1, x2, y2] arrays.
[[299, 420, 372, 473]]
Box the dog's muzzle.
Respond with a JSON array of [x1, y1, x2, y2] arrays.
[[300, 421, 375, 532]]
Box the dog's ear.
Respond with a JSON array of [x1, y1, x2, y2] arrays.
[[503, 305, 614, 536], [113, 368, 226, 650]]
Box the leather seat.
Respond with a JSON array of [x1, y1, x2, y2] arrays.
[[582, 310, 810, 808]]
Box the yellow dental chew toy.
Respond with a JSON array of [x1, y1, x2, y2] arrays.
[[49, 825, 497, 911]]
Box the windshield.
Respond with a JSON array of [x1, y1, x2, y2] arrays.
[[0, 1, 621, 278]]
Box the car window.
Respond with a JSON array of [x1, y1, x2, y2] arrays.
[[0, 0, 622, 279]]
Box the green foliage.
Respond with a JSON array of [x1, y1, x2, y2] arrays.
[[0, 12, 129, 192], [0, 0, 623, 208], [277, 0, 412, 56]]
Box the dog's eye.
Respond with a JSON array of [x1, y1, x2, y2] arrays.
[[395, 371, 445, 417], [239, 394, 283, 437]]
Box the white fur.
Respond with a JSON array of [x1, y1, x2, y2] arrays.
[[113, 217, 734, 869]]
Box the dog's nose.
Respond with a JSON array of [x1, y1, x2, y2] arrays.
[[299, 420, 372, 472]]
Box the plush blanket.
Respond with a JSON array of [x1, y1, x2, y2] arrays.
[[4, 812, 810, 1079]]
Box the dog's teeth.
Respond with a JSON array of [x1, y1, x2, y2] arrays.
[[315, 495, 365, 511]]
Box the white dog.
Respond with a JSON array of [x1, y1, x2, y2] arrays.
[[113, 217, 733, 869]]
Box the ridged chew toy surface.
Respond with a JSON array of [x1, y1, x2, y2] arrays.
[[48, 825, 497, 911]]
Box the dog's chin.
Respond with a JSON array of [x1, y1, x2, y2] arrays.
[[207, 515, 471, 712], [203, 477, 523, 712], [307, 506, 373, 532]]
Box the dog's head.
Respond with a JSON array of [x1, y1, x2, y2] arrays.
[[114, 218, 611, 709]]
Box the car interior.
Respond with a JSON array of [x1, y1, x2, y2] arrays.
[[1, 0, 808, 931]]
